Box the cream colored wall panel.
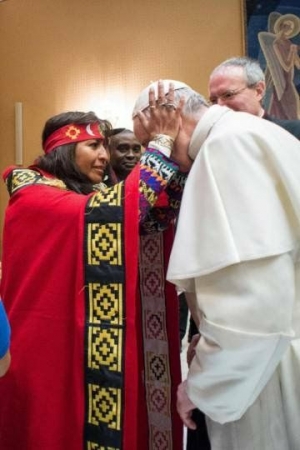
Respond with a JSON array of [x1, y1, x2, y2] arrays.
[[0, 0, 244, 251]]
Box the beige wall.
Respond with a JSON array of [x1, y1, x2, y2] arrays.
[[0, 0, 245, 252]]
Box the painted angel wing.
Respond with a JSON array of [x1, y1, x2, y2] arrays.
[[268, 11, 282, 33], [258, 31, 286, 100]]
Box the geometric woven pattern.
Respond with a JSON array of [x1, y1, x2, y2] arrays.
[[87, 223, 122, 266], [142, 267, 165, 297], [139, 235, 165, 299], [139, 233, 173, 450], [84, 183, 124, 450], [88, 183, 122, 207], [82, 151, 184, 450], [87, 384, 121, 429], [150, 427, 172, 450], [146, 352, 169, 383], [87, 443, 118, 450], [7, 168, 67, 194], [87, 326, 122, 372], [88, 283, 123, 326], [10, 168, 40, 192], [147, 384, 170, 415], [144, 310, 166, 341], [139, 233, 162, 266], [139, 181, 158, 207]]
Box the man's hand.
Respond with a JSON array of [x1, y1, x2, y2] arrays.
[[177, 380, 197, 429], [187, 333, 200, 367]]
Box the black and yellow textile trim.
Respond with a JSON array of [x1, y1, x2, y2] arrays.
[[5, 168, 67, 196], [84, 183, 125, 450]]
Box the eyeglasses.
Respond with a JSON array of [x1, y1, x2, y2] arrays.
[[209, 86, 252, 105]]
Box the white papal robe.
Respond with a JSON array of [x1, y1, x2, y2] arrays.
[[167, 105, 300, 450]]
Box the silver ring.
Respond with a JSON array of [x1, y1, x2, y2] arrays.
[[149, 105, 156, 109], [164, 103, 177, 110]]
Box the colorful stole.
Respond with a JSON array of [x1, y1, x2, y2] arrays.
[[84, 180, 127, 450], [139, 231, 182, 450], [83, 168, 182, 449]]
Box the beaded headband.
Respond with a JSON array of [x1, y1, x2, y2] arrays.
[[43, 123, 104, 154]]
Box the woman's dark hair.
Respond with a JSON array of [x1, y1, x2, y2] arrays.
[[35, 111, 112, 195]]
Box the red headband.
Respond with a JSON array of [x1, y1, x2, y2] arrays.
[[43, 123, 104, 154]]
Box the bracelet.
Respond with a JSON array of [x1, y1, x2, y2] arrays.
[[148, 134, 174, 158]]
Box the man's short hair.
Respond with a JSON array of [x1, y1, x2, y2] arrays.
[[210, 56, 265, 86]]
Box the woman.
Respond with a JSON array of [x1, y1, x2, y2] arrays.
[[0, 83, 189, 450]]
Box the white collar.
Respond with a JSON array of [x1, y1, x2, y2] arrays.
[[188, 105, 232, 160]]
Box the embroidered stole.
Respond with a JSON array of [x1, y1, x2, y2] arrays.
[[83, 170, 182, 449]]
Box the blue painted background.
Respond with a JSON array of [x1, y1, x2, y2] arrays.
[[246, 0, 300, 92]]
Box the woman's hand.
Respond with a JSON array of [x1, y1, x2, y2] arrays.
[[135, 80, 192, 171], [135, 80, 184, 142]]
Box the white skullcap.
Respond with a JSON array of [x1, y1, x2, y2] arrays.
[[132, 79, 190, 118]]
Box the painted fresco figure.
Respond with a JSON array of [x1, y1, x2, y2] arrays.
[[258, 12, 300, 120]]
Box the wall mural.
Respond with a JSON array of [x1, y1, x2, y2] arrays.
[[246, 0, 300, 119]]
